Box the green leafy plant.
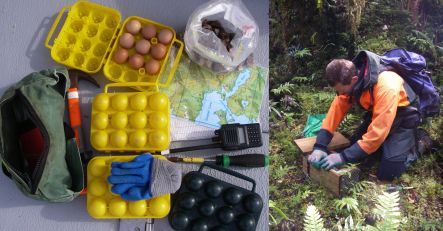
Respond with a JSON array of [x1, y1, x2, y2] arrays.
[[271, 82, 295, 96], [292, 76, 311, 85], [269, 99, 282, 118], [269, 200, 294, 225], [349, 181, 374, 196], [316, 0, 322, 9], [339, 113, 362, 135], [371, 191, 402, 230], [334, 197, 361, 215], [289, 47, 312, 59], [418, 219, 443, 231], [291, 189, 313, 205], [406, 34, 434, 54], [358, 35, 397, 54], [335, 215, 364, 231], [298, 90, 335, 115], [271, 165, 296, 180], [303, 191, 403, 231], [304, 205, 327, 231]]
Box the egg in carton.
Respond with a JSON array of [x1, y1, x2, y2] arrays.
[[46, 1, 183, 88], [90, 83, 170, 152], [104, 16, 183, 89]]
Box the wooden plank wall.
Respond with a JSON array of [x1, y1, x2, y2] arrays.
[[295, 132, 359, 197]]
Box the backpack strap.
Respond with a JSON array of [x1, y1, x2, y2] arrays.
[[402, 81, 420, 111], [351, 50, 381, 110], [369, 87, 374, 110]]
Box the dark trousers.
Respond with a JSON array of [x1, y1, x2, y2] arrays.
[[350, 107, 420, 181]]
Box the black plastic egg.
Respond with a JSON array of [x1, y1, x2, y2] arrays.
[[217, 206, 235, 224], [185, 173, 205, 191], [211, 226, 228, 231], [191, 218, 209, 231], [205, 181, 223, 198], [178, 192, 197, 210], [224, 188, 243, 205], [243, 194, 263, 213], [199, 200, 216, 216], [170, 212, 190, 229], [236, 214, 256, 231]]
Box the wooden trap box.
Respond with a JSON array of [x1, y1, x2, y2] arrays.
[[294, 132, 361, 197]]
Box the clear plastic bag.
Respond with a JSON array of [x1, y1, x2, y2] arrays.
[[184, 0, 259, 73]]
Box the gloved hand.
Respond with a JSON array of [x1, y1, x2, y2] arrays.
[[308, 149, 328, 168], [319, 153, 345, 170]]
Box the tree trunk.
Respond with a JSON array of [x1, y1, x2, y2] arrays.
[[408, 0, 422, 24]]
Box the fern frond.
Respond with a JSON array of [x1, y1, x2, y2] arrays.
[[349, 181, 374, 196], [304, 205, 327, 231], [316, 0, 323, 9], [411, 30, 432, 42], [271, 82, 294, 95], [334, 197, 361, 215], [295, 48, 312, 59], [372, 191, 402, 230], [292, 76, 310, 84]]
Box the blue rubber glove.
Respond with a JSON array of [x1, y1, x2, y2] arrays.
[[308, 149, 328, 169], [108, 154, 154, 201], [109, 184, 153, 201], [319, 153, 345, 170]]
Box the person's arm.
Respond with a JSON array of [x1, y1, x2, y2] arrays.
[[313, 95, 352, 152], [341, 72, 403, 162]]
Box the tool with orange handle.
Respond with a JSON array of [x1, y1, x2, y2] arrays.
[[67, 70, 99, 153], [67, 70, 99, 196]]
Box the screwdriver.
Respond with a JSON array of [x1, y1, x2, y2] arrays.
[[167, 154, 269, 168]]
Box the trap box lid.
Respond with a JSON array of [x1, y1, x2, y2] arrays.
[[294, 132, 350, 155]]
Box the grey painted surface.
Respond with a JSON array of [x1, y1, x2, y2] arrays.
[[0, 0, 268, 230]]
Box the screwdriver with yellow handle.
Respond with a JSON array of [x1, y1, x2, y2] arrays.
[[167, 154, 269, 168]]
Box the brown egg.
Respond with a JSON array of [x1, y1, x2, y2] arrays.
[[158, 29, 173, 44], [141, 24, 157, 39], [150, 43, 167, 60], [128, 54, 145, 69], [135, 39, 151, 55], [126, 19, 142, 34], [145, 59, 161, 75], [119, 33, 135, 49], [113, 48, 129, 64]]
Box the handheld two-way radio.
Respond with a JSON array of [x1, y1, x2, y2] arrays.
[[167, 123, 263, 153]]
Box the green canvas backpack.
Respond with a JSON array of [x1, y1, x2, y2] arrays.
[[0, 67, 84, 202]]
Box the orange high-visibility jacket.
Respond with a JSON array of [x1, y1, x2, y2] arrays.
[[321, 71, 412, 155]]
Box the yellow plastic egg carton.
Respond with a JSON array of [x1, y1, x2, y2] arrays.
[[90, 83, 170, 152], [87, 155, 170, 219], [45, 1, 183, 87]]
